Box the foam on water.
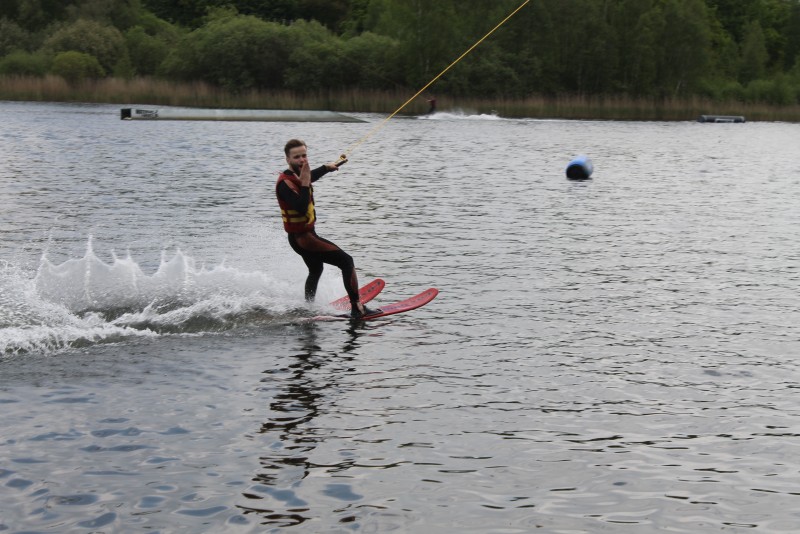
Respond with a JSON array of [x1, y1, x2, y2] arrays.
[[419, 109, 502, 121], [1, 238, 308, 356]]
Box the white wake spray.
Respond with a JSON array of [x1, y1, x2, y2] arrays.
[[1, 239, 316, 355]]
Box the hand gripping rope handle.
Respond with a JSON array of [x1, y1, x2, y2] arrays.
[[337, 0, 529, 163]]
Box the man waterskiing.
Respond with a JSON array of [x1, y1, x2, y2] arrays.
[[275, 139, 374, 318]]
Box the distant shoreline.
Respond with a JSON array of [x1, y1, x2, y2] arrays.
[[2, 75, 799, 122]]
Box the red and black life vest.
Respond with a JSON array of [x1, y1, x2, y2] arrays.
[[275, 171, 316, 233]]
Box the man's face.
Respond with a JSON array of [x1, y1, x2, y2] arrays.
[[286, 145, 308, 173]]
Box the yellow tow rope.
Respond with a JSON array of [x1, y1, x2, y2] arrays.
[[336, 0, 530, 165]]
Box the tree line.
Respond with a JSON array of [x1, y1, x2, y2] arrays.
[[1, 0, 799, 105]]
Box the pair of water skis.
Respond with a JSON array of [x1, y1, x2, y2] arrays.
[[314, 278, 437, 322]]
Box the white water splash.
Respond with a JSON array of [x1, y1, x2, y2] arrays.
[[34, 238, 292, 313], [1, 239, 308, 355], [419, 109, 502, 121], [0, 259, 154, 355]]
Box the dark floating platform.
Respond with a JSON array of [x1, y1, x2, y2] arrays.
[[697, 115, 746, 123], [120, 107, 366, 123]]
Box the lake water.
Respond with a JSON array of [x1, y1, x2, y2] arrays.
[[2, 101, 800, 533]]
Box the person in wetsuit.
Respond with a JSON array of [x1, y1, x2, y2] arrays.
[[275, 139, 374, 318], [426, 96, 437, 114]]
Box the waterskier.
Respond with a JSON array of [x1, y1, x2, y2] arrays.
[[275, 139, 374, 318], [426, 96, 437, 114]]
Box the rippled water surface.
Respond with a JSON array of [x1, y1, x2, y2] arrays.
[[2, 101, 800, 532]]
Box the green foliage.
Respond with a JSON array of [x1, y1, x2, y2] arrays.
[[707, 14, 740, 79], [786, 4, 800, 70], [13, 0, 69, 31], [112, 51, 135, 79], [50, 50, 105, 82], [142, 0, 348, 30], [339, 0, 371, 36], [0, 0, 799, 108], [369, 0, 462, 87], [0, 50, 51, 76], [141, 0, 231, 28], [740, 20, 769, 82], [697, 77, 744, 100], [125, 25, 169, 75], [0, 17, 34, 55], [744, 75, 796, 104], [282, 20, 343, 91], [65, 0, 142, 30], [160, 13, 291, 91], [339, 31, 403, 90], [134, 10, 181, 40], [296, 0, 350, 32], [659, 0, 713, 95], [627, 2, 663, 95], [442, 45, 522, 98], [42, 19, 125, 73]]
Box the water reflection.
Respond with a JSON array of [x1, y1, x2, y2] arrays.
[[240, 323, 364, 526]]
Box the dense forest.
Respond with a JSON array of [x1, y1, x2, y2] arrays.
[[1, 0, 799, 105]]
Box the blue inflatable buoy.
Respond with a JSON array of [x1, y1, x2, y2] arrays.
[[566, 155, 593, 180]]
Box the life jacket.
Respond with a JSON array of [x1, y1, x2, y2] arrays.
[[276, 171, 315, 233]]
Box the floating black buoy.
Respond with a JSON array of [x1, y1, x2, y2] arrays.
[[566, 155, 593, 180]]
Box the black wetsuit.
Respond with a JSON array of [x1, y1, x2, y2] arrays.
[[276, 167, 359, 305]]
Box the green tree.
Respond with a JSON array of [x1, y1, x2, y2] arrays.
[[0, 17, 34, 55], [707, 0, 791, 69], [744, 75, 795, 104], [369, 0, 461, 88], [141, 0, 227, 28], [629, 2, 663, 95], [339, 31, 403, 90], [296, 0, 349, 31], [707, 11, 740, 79], [125, 25, 169, 75], [658, 0, 712, 95], [705, 0, 755, 41], [160, 12, 291, 90], [65, 0, 142, 30], [283, 20, 345, 91], [496, 0, 560, 94], [0, 1, 19, 20], [783, 2, 800, 70], [442, 42, 522, 97], [134, 9, 181, 38], [544, 0, 617, 94], [112, 50, 135, 78], [14, 0, 69, 31], [0, 50, 50, 75], [142, 0, 347, 30], [610, 0, 656, 93], [740, 19, 769, 82], [754, 0, 791, 69], [42, 19, 126, 73], [50, 50, 105, 82], [339, 0, 371, 36]]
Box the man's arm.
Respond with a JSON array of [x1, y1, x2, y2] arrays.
[[310, 165, 331, 182]]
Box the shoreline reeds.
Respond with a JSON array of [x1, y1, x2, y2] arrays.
[[2, 75, 799, 122]]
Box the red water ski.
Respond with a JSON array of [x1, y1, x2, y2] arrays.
[[329, 278, 385, 311], [315, 287, 438, 321]]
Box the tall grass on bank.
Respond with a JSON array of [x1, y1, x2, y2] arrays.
[[2, 75, 799, 122]]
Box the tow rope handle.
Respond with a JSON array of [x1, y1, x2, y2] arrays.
[[334, 154, 348, 167]]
